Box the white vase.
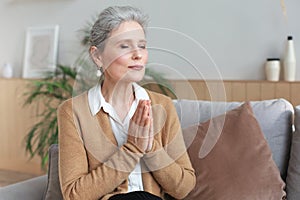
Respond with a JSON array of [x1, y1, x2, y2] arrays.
[[283, 36, 296, 82], [1, 63, 13, 78], [265, 58, 280, 81]]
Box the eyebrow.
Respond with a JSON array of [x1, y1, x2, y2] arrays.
[[114, 39, 147, 45]]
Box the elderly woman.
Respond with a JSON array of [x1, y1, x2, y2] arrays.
[[58, 6, 195, 200]]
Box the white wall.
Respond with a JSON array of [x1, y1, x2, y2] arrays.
[[0, 0, 299, 80]]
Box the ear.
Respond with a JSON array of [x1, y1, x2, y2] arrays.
[[89, 46, 103, 67]]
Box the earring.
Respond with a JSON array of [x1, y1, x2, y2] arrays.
[[96, 67, 102, 77]]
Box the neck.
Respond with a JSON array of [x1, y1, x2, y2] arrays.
[[101, 80, 135, 108]]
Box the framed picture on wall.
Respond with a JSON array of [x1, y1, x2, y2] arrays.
[[22, 25, 59, 78]]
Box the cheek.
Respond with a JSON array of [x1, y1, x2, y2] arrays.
[[113, 54, 131, 66], [143, 51, 149, 63], [103, 50, 130, 67]]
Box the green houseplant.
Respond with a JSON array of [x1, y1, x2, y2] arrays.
[[24, 65, 78, 169]]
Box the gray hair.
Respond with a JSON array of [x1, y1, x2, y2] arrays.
[[90, 6, 149, 52]]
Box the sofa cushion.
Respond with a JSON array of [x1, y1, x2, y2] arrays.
[[286, 105, 300, 200], [43, 99, 293, 199], [43, 144, 63, 200], [183, 102, 286, 199], [173, 98, 293, 180], [0, 175, 47, 200]]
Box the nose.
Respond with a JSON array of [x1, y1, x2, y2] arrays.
[[132, 50, 142, 60]]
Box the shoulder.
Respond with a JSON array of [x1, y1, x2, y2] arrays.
[[146, 89, 171, 102], [146, 89, 175, 110], [58, 92, 88, 114]]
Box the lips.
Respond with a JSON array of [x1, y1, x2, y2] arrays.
[[128, 65, 144, 70]]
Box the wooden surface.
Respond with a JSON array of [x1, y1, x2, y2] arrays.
[[0, 78, 44, 175], [168, 80, 300, 106], [1, 78, 300, 174]]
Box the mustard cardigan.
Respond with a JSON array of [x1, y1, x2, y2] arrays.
[[58, 89, 196, 200]]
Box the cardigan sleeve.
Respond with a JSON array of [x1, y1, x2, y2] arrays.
[[58, 100, 143, 200], [143, 95, 196, 199]]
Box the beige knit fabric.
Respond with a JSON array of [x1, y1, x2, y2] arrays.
[[58, 90, 195, 200]]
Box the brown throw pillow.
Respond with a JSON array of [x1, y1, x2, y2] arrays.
[[184, 102, 286, 200]]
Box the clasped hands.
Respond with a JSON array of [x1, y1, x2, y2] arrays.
[[127, 100, 154, 153]]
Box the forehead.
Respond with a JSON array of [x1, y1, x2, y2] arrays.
[[108, 21, 146, 43]]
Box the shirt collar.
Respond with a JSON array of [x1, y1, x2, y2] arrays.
[[88, 82, 149, 116]]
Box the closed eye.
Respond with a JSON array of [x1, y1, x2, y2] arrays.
[[120, 44, 129, 49], [138, 44, 146, 49]]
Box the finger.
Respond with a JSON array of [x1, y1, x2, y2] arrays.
[[141, 105, 150, 126], [140, 117, 150, 137], [149, 118, 153, 136], [146, 119, 154, 152], [146, 100, 151, 114], [146, 118, 153, 139], [133, 100, 145, 125], [144, 99, 150, 106], [131, 104, 138, 122], [149, 103, 152, 118]]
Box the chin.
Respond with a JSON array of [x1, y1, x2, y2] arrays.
[[128, 75, 144, 83], [124, 71, 145, 83]]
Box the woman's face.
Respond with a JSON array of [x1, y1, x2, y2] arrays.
[[99, 21, 148, 84]]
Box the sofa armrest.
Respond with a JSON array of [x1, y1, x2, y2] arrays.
[[0, 175, 47, 200]]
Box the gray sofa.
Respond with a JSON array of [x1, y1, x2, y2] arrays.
[[1, 98, 300, 199]]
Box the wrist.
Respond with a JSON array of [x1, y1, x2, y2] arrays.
[[124, 140, 146, 155], [124, 136, 146, 155]]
